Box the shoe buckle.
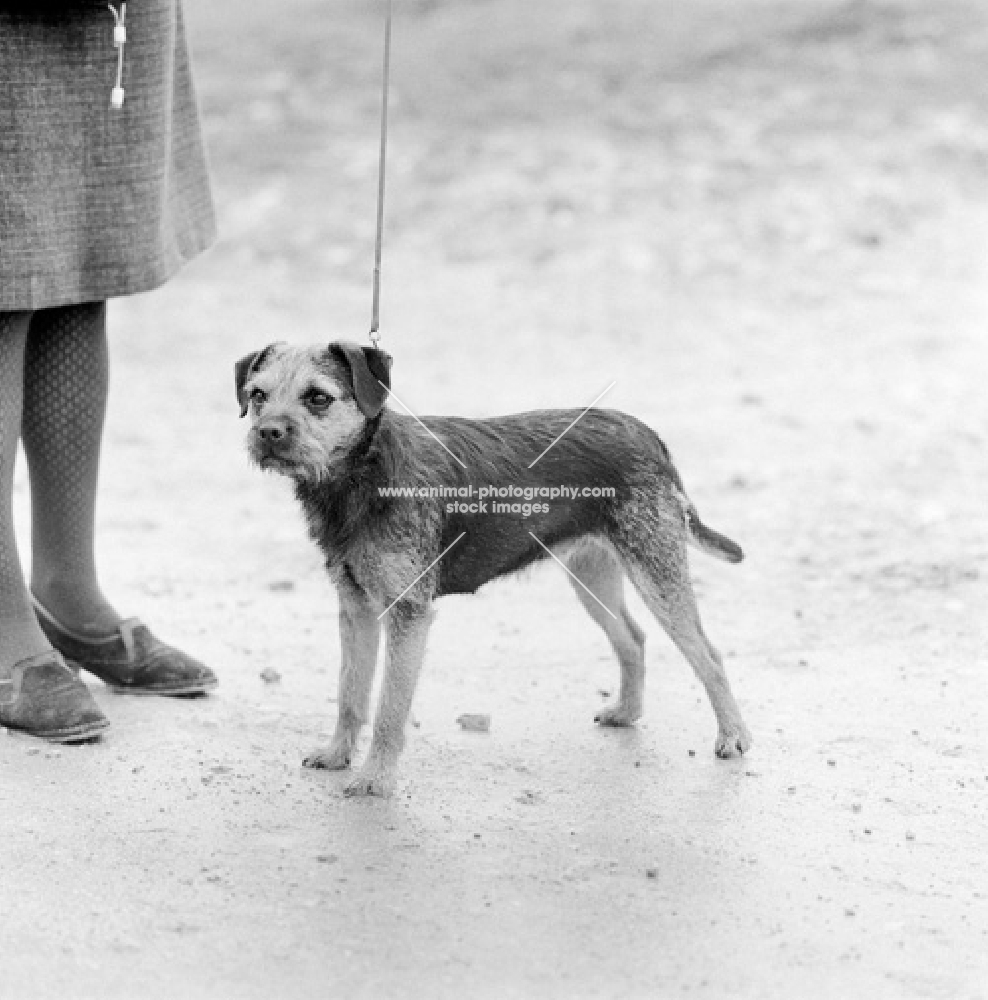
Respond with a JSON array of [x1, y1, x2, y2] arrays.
[[118, 619, 141, 663]]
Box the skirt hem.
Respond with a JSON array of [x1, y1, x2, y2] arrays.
[[0, 227, 216, 312]]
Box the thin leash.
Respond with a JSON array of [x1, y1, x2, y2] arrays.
[[369, 0, 394, 349]]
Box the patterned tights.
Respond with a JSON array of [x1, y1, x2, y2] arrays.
[[0, 303, 120, 671]]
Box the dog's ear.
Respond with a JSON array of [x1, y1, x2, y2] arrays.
[[235, 344, 279, 417], [328, 341, 393, 419]]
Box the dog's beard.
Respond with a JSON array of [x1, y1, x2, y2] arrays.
[[257, 452, 298, 476], [247, 436, 347, 484], [247, 436, 302, 479]]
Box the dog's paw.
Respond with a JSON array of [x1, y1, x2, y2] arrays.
[[303, 745, 351, 770], [343, 764, 397, 798], [714, 725, 752, 758], [594, 701, 642, 727]]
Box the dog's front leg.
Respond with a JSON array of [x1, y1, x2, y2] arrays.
[[303, 579, 381, 772], [344, 600, 435, 798]]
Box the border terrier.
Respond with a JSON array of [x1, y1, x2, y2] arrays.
[[236, 341, 751, 797]]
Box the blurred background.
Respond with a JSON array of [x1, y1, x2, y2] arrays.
[[7, 1, 988, 997]]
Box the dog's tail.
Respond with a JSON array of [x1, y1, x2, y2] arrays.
[[680, 494, 744, 564]]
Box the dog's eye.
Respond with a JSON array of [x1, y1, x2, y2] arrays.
[[306, 391, 333, 411], [250, 387, 267, 405]]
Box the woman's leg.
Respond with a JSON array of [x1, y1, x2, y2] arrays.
[[22, 302, 121, 636], [0, 311, 53, 669], [22, 301, 216, 696]]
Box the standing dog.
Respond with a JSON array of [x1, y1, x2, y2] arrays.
[[236, 341, 751, 797]]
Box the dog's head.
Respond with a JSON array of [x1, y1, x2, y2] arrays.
[[235, 341, 392, 482]]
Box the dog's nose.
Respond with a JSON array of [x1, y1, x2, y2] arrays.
[[258, 418, 293, 444]]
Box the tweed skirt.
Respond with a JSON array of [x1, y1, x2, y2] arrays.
[[0, 1, 216, 310]]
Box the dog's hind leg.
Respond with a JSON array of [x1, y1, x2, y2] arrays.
[[621, 541, 751, 759], [345, 600, 435, 798], [304, 578, 381, 772], [564, 540, 647, 727]]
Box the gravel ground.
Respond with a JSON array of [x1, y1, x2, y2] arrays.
[[2, 0, 987, 997]]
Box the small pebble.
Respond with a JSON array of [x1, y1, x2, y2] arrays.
[[456, 713, 491, 733], [645, 868, 658, 879], [260, 667, 282, 684], [905, 831, 915, 841]]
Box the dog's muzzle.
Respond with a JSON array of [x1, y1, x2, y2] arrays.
[[252, 416, 298, 470]]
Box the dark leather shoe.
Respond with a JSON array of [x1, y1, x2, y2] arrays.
[[34, 601, 218, 697], [0, 651, 109, 742]]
